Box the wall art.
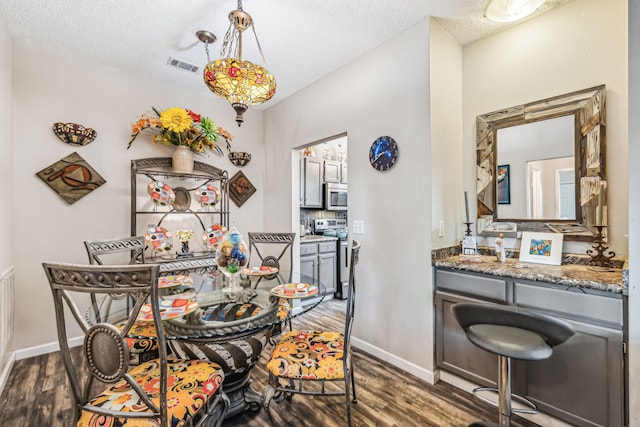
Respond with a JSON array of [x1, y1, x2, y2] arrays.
[[229, 170, 256, 207], [36, 152, 106, 204], [52, 122, 97, 146]]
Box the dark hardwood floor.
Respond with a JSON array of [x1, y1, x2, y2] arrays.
[[0, 299, 540, 427]]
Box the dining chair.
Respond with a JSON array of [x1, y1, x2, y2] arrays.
[[262, 239, 361, 426], [43, 262, 229, 427], [84, 236, 157, 364], [247, 232, 296, 285]]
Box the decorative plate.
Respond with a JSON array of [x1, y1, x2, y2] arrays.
[[147, 180, 175, 207], [271, 283, 318, 299], [242, 266, 279, 276], [171, 187, 191, 211], [52, 122, 97, 146], [145, 224, 172, 253], [202, 224, 227, 249], [158, 275, 194, 289], [137, 299, 199, 322], [195, 184, 220, 207]]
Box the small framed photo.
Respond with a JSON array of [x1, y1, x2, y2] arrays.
[[518, 232, 564, 266], [497, 164, 510, 204]]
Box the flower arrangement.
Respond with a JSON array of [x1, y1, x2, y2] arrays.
[[128, 107, 233, 156]]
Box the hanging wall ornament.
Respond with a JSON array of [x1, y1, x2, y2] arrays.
[[52, 122, 97, 146]]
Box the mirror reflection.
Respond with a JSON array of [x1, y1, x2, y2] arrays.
[[496, 115, 575, 220]]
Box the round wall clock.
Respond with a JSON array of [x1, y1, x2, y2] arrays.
[[369, 136, 398, 171]]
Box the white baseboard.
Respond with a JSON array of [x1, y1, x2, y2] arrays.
[[14, 336, 83, 361], [351, 336, 436, 384], [0, 350, 16, 397]]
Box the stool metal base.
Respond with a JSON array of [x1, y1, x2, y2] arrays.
[[472, 386, 539, 415]]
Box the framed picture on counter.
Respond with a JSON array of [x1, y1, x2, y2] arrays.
[[519, 231, 564, 266]]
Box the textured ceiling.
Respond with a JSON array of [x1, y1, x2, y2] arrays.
[[0, 0, 565, 107]]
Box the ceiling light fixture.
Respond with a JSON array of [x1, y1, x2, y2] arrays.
[[484, 0, 545, 23], [197, 0, 276, 127]]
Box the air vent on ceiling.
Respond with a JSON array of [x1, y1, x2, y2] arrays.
[[166, 57, 200, 73]]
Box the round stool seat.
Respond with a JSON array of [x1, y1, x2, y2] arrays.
[[467, 324, 552, 361]]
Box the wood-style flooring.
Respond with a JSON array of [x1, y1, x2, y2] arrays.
[[0, 299, 540, 427]]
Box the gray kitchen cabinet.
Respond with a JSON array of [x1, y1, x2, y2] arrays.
[[299, 240, 337, 295], [434, 268, 625, 427], [300, 157, 323, 208], [340, 163, 348, 184], [323, 160, 341, 183]]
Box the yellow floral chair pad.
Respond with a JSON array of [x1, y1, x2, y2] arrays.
[[114, 319, 159, 354], [266, 329, 345, 380], [77, 359, 224, 427]]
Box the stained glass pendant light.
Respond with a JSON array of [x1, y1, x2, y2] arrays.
[[197, 0, 276, 127]]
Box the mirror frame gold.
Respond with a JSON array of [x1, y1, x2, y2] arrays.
[[476, 85, 606, 241]]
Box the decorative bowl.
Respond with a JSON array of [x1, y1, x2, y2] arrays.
[[228, 151, 251, 167]]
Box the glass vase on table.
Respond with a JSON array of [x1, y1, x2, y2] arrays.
[[215, 227, 249, 296]]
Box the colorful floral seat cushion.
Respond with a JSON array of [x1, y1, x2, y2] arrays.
[[276, 298, 291, 320], [266, 330, 346, 380], [76, 359, 224, 427], [114, 319, 159, 354]]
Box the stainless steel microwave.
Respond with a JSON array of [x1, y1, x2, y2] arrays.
[[325, 183, 348, 210]]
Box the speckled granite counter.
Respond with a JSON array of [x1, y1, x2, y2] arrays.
[[433, 255, 624, 294]]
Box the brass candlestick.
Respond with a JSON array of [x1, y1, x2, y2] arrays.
[[587, 225, 615, 268]]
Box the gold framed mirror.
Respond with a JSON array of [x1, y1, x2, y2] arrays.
[[476, 85, 606, 241]]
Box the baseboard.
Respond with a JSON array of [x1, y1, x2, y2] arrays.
[[438, 371, 574, 427], [0, 350, 16, 397], [351, 336, 436, 384], [14, 336, 83, 361]]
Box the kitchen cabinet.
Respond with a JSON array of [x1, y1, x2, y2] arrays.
[[300, 157, 323, 208], [300, 240, 337, 295], [323, 160, 347, 184], [434, 268, 625, 427]]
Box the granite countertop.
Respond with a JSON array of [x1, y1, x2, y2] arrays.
[[433, 255, 625, 295], [300, 235, 339, 243]]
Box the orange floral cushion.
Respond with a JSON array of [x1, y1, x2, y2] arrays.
[[276, 298, 291, 321], [115, 320, 159, 354], [266, 330, 345, 380], [76, 359, 224, 427]]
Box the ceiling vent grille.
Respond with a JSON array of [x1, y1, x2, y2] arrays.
[[166, 57, 200, 73]]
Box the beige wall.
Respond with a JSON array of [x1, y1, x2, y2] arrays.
[[0, 11, 13, 275], [11, 46, 265, 352], [462, 0, 628, 254], [264, 20, 435, 380]]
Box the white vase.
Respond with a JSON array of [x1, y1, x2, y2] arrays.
[[172, 145, 194, 174]]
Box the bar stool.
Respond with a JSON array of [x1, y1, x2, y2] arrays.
[[451, 303, 575, 427]]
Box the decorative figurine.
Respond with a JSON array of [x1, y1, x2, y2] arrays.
[[495, 232, 506, 262], [176, 229, 194, 258]]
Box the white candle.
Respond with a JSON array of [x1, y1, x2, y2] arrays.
[[597, 181, 605, 226], [464, 191, 470, 223]]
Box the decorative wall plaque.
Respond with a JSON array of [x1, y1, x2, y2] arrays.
[[36, 152, 106, 204], [229, 170, 256, 207], [52, 122, 97, 146]]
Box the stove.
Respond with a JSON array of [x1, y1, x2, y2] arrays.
[[313, 219, 348, 238]]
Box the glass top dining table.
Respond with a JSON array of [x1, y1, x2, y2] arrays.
[[86, 267, 328, 418]]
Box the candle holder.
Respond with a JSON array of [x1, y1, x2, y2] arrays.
[[464, 222, 473, 237], [586, 225, 615, 268]]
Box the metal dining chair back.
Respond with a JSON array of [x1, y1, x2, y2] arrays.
[[43, 262, 228, 426], [263, 239, 361, 426], [247, 232, 296, 284]]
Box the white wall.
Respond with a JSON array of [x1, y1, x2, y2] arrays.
[[11, 46, 265, 351], [264, 20, 435, 380], [0, 11, 13, 275], [462, 0, 628, 254], [627, 0, 639, 423], [430, 20, 464, 248]]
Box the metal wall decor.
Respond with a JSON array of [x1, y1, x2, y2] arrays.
[[52, 122, 97, 146], [229, 170, 256, 207], [36, 152, 106, 204], [228, 151, 252, 167]]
